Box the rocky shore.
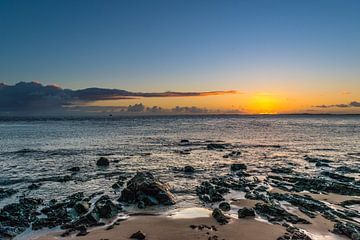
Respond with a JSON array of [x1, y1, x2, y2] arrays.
[[1, 139, 360, 240]]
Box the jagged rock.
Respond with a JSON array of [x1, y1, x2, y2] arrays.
[[238, 207, 255, 218], [254, 203, 310, 224], [321, 171, 355, 182], [278, 224, 312, 240], [130, 230, 146, 239], [96, 157, 110, 167], [336, 166, 360, 174], [269, 193, 327, 218], [230, 163, 247, 171], [119, 172, 175, 206], [333, 222, 360, 240], [74, 201, 90, 215], [212, 208, 228, 225], [219, 202, 231, 211]]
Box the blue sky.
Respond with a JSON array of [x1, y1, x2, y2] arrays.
[[0, 0, 360, 113]]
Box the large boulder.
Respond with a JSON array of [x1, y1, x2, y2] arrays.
[[119, 172, 175, 206]]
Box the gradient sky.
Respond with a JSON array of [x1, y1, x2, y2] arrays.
[[1, 0, 360, 114]]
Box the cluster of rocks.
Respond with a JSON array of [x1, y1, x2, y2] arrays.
[[119, 172, 175, 208]]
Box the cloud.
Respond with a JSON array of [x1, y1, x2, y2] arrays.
[[0, 82, 237, 113], [313, 101, 360, 108]]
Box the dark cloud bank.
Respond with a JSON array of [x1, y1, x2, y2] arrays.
[[314, 102, 360, 109], [0, 82, 238, 115]]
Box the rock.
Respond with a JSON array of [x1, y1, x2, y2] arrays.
[[212, 208, 228, 225], [271, 167, 292, 174], [75, 225, 88, 236], [74, 201, 90, 215], [340, 199, 360, 207], [119, 172, 175, 206], [238, 207, 255, 218], [28, 183, 41, 190], [321, 171, 355, 182], [269, 192, 327, 218], [68, 166, 80, 172], [278, 224, 312, 240], [180, 139, 190, 145], [223, 151, 241, 158], [95, 196, 118, 219], [207, 143, 228, 150], [0, 188, 18, 200], [96, 157, 110, 167], [219, 202, 231, 211], [130, 230, 146, 239], [333, 222, 360, 239], [254, 203, 310, 224], [336, 166, 360, 174], [184, 165, 195, 173], [230, 163, 247, 171]]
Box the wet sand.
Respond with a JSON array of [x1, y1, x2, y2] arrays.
[[35, 215, 286, 240]]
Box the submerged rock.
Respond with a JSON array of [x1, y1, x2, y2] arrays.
[[0, 188, 18, 200], [96, 157, 110, 167], [68, 166, 80, 172], [28, 183, 41, 190], [212, 208, 228, 225], [119, 172, 175, 206], [271, 167, 292, 174], [184, 165, 195, 173], [238, 207, 255, 218]]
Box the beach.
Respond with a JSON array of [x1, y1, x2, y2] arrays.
[[0, 115, 359, 240]]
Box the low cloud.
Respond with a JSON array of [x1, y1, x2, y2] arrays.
[[0, 82, 237, 113], [313, 101, 360, 108]]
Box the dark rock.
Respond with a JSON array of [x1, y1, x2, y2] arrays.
[[269, 192, 327, 218], [184, 165, 195, 173], [95, 196, 118, 219], [74, 201, 90, 215], [254, 203, 310, 224], [304, 155, 331, 163], [119, 172, 175, 206], [96, 157, 110, 167], [130, 230, 146, 239], [340, 199, 360, 207], [333, 222, 360, 239], [321, 171, 355, 182], [68, 166, 80, 172], [336, 166, 360, 174], [207, 143, 228, 150], [238, 207, 255, 218], [278, 224, 312, 240], [0, 188, 18, 200], [28, 183, 41, 190], [212, 208, 228, 225], [271, 167, 292, 174], [218, 202, 231, 212], [230, 163, 247, 171]]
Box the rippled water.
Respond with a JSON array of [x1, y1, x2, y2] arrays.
[[0, 115, 360, 209]]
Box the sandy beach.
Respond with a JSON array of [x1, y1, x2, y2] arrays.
[[35, 215, 287, 240]]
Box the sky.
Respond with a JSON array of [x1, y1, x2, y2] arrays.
[[1, 0, 360, 114]]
